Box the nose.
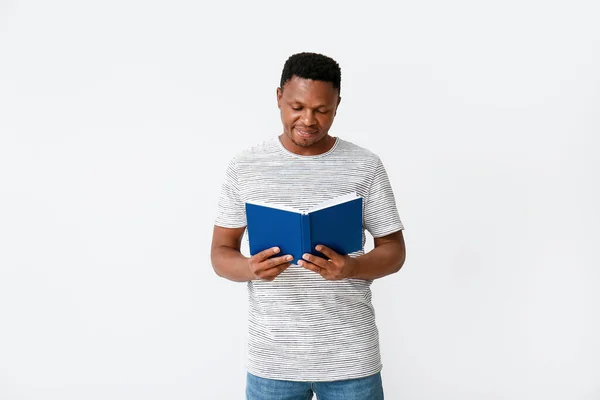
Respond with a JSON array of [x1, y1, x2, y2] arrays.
[[302, 109, 316, 126]]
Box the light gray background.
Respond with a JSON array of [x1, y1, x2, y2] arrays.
[[1, 1, 599, 399]]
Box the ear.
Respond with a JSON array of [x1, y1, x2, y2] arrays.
[[276, 87, 283, 109], [334, 96, 342, 116]]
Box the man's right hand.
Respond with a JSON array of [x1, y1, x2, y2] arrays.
[[248, 247, 293, 281]]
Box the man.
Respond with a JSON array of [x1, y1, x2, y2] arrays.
[[211, 52, 406, 399]]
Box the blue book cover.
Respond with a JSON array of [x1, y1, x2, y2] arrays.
[[245, 193, 363, 264]]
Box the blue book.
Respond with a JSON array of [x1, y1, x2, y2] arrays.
[[245, 193, 363, 264]]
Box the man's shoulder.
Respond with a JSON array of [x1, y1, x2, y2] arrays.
[[228, 137, 280, 164], [336, 138, 382, 164]]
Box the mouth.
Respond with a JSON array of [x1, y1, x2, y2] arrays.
[[294, 127, 319, 138]]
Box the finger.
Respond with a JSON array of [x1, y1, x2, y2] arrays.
[[253, 246, 281, 262], [315, 245, 341, 262], [260, 262, 292, 280], [301, 253, 329, 269], [259, 254, 294, 271], [298, 260, 323, 275]]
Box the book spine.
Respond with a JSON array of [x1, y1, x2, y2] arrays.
[[300, 213, 311, 256]]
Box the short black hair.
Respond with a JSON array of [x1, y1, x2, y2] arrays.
[[279, 52, 341, 95]]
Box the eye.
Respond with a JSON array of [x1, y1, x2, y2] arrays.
[[291, 106, 302, 111], [317, 109, 328, 114]]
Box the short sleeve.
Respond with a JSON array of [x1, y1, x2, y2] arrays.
[[214, 158, 247, 228], [364, 157, 404, 238]]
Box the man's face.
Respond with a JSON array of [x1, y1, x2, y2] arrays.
[[277, 76, 341, 151]]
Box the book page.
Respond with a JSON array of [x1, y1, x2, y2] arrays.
[[245, 200, 302, 214], [307, 192, 360, 213]]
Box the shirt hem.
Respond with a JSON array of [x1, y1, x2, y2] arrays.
[[371, 225, 404, 239], [246, 364, 383, 383]]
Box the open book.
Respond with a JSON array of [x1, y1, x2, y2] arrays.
[[245, 193, 363, 264]]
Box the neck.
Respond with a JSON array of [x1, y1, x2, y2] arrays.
[[279, 134, 336, 156]]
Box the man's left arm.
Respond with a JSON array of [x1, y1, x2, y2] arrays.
[[298, 230, 406, 280], [351, 230, 405, 279]]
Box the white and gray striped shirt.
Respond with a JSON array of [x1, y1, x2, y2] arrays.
[[215, 136, 404, 382]]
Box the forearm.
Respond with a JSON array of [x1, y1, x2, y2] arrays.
[[350, 240, 406, 280], [211, 246, 253, 282]]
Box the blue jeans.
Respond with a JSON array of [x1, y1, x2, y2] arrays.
[[246, 371, 384, 400]]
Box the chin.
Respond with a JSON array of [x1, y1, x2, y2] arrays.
[[291, 132, 323, 147]]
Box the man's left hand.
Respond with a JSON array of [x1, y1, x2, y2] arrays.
[[298, 245, 357, 280]]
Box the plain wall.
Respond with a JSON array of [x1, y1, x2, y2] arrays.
[[1, 0, 599, 399]]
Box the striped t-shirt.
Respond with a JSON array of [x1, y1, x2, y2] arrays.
[[215, 136, 404, 382]]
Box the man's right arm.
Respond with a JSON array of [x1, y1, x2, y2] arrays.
[[210, 225, 293, 282]]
